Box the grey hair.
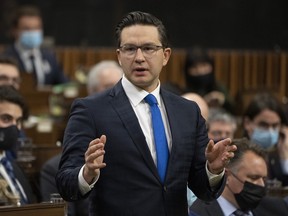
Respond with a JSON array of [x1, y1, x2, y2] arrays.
[[207, 110, 237, 132], [86, 60, 123, 94]]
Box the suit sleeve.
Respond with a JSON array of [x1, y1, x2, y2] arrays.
[[187, 105, 226, 201], [55, 98, 95, 201]]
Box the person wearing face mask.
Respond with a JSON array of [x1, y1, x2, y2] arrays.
[[0, 86, 36, 206], [190, 138, 288, 216], [3, 5, 68, 86], [243, 92, 288, 187], [183, 46, 236, 115]]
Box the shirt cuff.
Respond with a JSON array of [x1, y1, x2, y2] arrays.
[[281, 159, 288, 175], [205, 161, 225, 187], [78, 165, 99, 195]]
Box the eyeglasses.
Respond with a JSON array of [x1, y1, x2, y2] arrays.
[[118, 44, 164, 58]]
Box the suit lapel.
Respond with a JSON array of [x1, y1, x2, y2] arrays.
[[109, 82, 160, 181], [160, 90, 182, 179]]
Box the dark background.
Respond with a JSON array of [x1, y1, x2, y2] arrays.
[[1, 0, 288, 50]]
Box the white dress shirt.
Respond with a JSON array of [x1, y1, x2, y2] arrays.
[[217, 196, 253, 216]]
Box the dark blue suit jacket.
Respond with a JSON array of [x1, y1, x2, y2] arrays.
[[56, 81, 225, 216], [12, 160, 36, 204], [190, 196, 288, 216], [4, 45, 68, 85]]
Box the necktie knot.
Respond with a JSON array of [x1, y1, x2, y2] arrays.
[[144, 94, 158, 106], [233, 209, 249, 216]]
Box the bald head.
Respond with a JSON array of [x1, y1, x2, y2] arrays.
[[182, 92, 209, 120]]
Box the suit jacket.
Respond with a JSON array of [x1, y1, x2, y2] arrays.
[[40, 153, 89, 216], [56, 81, 225, 216], [0, 159, 36, 204], [268, 148, 288, 186], [4, 45, 68, 85], [190, 196, 288, 216]]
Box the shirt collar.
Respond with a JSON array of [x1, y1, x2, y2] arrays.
[[217, 196, 238, 216], [15, 41, 40, 58], [121, 75, 161, 107]]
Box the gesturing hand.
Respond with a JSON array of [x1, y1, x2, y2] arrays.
[[205, 138, 237, 174], [83, 135, 106, 184]]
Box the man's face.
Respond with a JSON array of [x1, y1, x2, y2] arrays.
[[224, 151, 267, 207], [188, 62, 213, 76], [94, 68, 122, 93], [14, 15, 42, 39], [244, 109, 281, 137], [0, 63, 21, 89], [117, 25, 171, 92], [208, 121, 235, 141], [0, 101, 23, 130]]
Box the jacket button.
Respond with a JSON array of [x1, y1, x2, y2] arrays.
[[163, 186, 167, 191]]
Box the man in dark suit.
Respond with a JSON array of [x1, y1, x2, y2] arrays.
[[3, 5, 68, 86], [190, 138, 288, 216], [0, 86, 35, 205], [56, 11, 236, 216]]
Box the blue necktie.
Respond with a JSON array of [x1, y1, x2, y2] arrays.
[[1, 157, 27, 205], [144, 94, 169, 183]]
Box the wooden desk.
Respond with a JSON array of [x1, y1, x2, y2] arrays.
[[0, 202, 66, 216]]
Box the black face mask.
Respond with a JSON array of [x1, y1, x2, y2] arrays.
[[0, 125, 19, 150], [186, 73, 215, 94], [230, 172, 266, 211]]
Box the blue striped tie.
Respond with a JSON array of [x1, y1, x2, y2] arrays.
[[145, 94, 169, 183], [1, 157, 27, 205]]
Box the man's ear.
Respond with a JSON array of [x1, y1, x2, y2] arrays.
[[225, 169, 232, 184]]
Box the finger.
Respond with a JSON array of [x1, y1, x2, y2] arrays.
[[221, 151, 235, 161], [216, 138, 231, 146], [226, 144, 237, 152], [206, 140, 215, 153], [86, 143, 105, 156], [99, 135, 107, 145]]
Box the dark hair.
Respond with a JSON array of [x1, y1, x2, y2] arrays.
[[243, 92, 287, 125], [0, 55, 20, 69], [184, 47, 214, 78], [11, 5, 42, 28], [227, 138, 267, 171], [115, 11, 169, 48], [0, 86, 29, 120]]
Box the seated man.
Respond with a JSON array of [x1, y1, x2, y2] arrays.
[[207, 109, 237, 142], [0, 56, 21, 90], [190, 138, 288, 216], [4, 5, 68, 86], [0, 86, 35, 205]]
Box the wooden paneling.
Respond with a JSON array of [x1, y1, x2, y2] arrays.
[[0, 203, 66, 216]]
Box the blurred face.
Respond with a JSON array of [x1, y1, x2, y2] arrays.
[[208, 121, 235, 141], [14, 15, 42, 39], [95, 68, 122, 93], [223, 151, 267, 208], [0, 101, 23, 130], [117, 25, 171, 92], [0, 63, 21, 89], [188, 62, 213, 76], [244, 109, 281, 137]]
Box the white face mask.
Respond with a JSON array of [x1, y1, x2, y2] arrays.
[[19, 30, 43, 49], [251, 127, 279, 149]]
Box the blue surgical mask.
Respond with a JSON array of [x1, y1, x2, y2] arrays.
[[19, 30, 43, 49], [251, 127, 279, 149]]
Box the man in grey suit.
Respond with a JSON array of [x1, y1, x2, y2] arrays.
[[56, 11, 236, 216], [190, 138, 288, 216]]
